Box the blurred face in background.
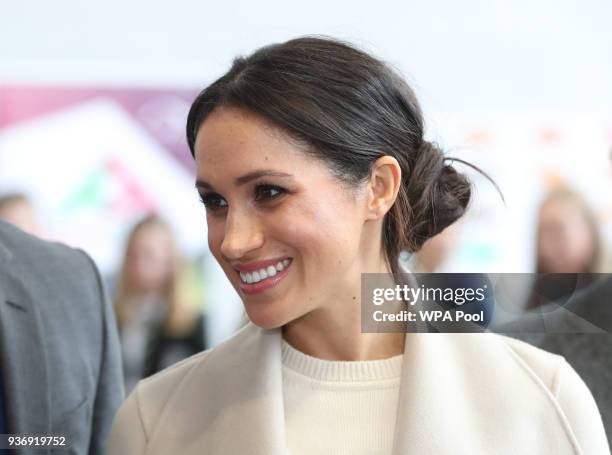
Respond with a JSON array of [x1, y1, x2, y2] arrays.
[[414, 224, 459, 272], [125, 222, 176, 295], [194, 107, 370, 330], [538, 198, 597, 274], [0, 198, 41, 237]]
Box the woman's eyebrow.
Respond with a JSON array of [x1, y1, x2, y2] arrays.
[[235, 169, 293, 186], [196, 169, 294, 190]]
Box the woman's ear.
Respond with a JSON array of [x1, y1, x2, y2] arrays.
[[365, 156, 402, 220]]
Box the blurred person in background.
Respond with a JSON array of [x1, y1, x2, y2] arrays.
[[0, 193, 41, 237], [410, 223, 459, 273], [527, 187, 602, 309], [113, 214, 206, 393], [536, 187, 601, 275]]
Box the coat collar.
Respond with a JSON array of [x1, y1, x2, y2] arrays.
[[146, 323, 579, 455], [147, 323, 286, 454]]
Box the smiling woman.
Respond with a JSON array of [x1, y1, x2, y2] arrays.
[[107, 36, 610, 455], [192, 105, 389, 333]]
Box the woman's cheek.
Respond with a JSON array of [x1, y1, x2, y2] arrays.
[[279, 206, 335, 255], [207, 220, 226, 261]]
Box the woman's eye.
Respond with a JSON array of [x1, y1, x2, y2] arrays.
[[255, 184, 286, 201], [198, 193, 228, 210]]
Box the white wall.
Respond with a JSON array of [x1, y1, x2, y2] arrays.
[[1, 0, 611, 114]]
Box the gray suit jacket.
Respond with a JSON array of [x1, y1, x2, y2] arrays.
[[498, 276, 612, 446], [0, 220, 124, 454]]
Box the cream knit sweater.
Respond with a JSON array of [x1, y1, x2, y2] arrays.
[[282, 339, 403, 455]]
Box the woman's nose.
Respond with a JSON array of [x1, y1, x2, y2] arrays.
[[220, 210, 265, 260]]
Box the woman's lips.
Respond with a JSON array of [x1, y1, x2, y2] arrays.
[[233, 256, 291, 273], [237, 258, 292, 295]]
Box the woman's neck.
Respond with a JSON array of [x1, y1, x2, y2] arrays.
[[282, 322, 405, 361], [281, 254, 405, 361]]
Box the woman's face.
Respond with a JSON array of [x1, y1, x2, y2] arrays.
[[194, 107, 370, 329], [538, 199, 595, 273]]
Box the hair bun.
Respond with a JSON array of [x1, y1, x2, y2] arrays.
[[404, 141, 471, 251]]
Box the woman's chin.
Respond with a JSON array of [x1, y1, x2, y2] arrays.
[[244, 305, 290, 330]]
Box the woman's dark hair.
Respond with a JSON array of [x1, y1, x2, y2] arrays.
[[187, 35, 496, 282]]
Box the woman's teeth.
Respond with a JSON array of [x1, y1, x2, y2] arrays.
[[240, 259, 290, 284]]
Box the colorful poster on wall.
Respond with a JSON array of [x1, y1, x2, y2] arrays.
[[0, 86, 205, 272]]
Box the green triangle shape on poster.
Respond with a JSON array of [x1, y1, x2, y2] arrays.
[[61, 165, 108, 213]]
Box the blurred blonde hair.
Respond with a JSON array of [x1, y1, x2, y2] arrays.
[[536, 187, 602, 274], [114, 214, 199, 336]]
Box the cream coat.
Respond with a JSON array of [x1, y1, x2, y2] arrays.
[[107, 322, 610, 454]]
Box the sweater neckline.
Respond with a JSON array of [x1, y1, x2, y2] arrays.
[[281, 338, 403, 382]]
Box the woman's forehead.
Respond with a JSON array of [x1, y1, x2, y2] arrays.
[[195, 107, 296, 159], [194, 111, 324, 179]]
